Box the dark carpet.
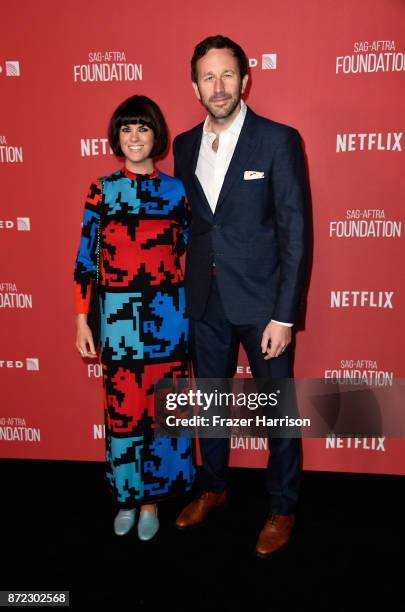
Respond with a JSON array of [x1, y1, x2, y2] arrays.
[[1, 459, 402, 610]]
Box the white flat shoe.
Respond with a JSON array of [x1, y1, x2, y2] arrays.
[[137, 508, 159, 541], [113, 509, 136, 536]]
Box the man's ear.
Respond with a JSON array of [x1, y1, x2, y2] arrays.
[[241, 74, 249, 95], [192, 81, 201, 101]]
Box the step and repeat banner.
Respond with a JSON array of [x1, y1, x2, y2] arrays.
[[1, 0, 404, 473]]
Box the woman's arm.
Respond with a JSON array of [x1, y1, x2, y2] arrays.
[[73, 179, 102, 357], [174, 182, 191, 257]]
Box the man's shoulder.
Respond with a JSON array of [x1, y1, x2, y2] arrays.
[[248, 108, 300, 141], [173, 122, 204, 150]]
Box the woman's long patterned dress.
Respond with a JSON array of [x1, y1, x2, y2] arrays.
[[74, 166, 195, 508]]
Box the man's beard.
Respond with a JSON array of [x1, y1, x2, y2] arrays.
[[200, 90, 242, 121]]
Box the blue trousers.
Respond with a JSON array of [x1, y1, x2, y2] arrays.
[[189, 276, 300, 515]]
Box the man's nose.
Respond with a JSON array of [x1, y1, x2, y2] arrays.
[[214, 77, 225, 93]]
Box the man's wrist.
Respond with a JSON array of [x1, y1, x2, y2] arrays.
[[271, 319, 293, 327]]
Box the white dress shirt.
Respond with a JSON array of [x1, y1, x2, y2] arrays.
[[196, 100, 247, 213], [195, 100, 292, 328]]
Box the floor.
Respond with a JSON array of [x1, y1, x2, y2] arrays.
[[1, 459, 401, 610]]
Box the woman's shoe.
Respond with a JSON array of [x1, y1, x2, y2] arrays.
[[137, 508, 159, 541], [113, 509, 136, 536]]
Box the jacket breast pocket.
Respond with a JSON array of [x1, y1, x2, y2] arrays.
[[240, 175, 270, 202]]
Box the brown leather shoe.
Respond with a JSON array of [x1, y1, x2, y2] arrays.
[[175, 491, 227, 529], [255, 513, 295, 557]]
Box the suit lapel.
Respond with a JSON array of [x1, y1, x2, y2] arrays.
[[215, 107, 257, 214], [190, 126, 213, 218]]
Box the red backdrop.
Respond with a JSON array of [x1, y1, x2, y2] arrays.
[[1, 0, 404, 474]]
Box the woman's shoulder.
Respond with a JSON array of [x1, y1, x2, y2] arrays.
[[158, 171, 185, 193], [86, 169, 123, 188], [98, 169, 124, 184]]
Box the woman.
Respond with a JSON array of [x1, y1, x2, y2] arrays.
[[73, 95, 195, 539]]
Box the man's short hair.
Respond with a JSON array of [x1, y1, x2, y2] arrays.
[[108, 95, 168, 158], [191, 35, 249, 82]]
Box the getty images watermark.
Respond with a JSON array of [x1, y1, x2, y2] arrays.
[[153, 377, 405, 439], [164, 386, 309, 431], [155, 378, 307, 438]]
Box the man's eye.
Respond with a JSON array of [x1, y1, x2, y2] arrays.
[[204, 75, 213, 81]]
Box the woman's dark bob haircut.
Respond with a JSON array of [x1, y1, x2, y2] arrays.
[[191, 35, 249, 83], [108, 95, 168, 158]]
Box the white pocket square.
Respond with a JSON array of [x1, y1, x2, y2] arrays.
[[243, 171, 265, 180]]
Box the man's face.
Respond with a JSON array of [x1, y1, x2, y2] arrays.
[[192, 47, 248, 120]]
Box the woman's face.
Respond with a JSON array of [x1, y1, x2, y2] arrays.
[[119, 123, 155, 164]]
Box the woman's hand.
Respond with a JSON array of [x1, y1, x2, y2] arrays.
[[76, 314, 97, 358]]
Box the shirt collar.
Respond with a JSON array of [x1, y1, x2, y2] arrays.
[[122, 165, 158, 180], [203, 99, 247, 141]]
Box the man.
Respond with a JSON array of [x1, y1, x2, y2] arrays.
[[173, 35, 308, 557]]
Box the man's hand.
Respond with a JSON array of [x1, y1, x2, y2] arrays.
[[261, 321, 292, 360]]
